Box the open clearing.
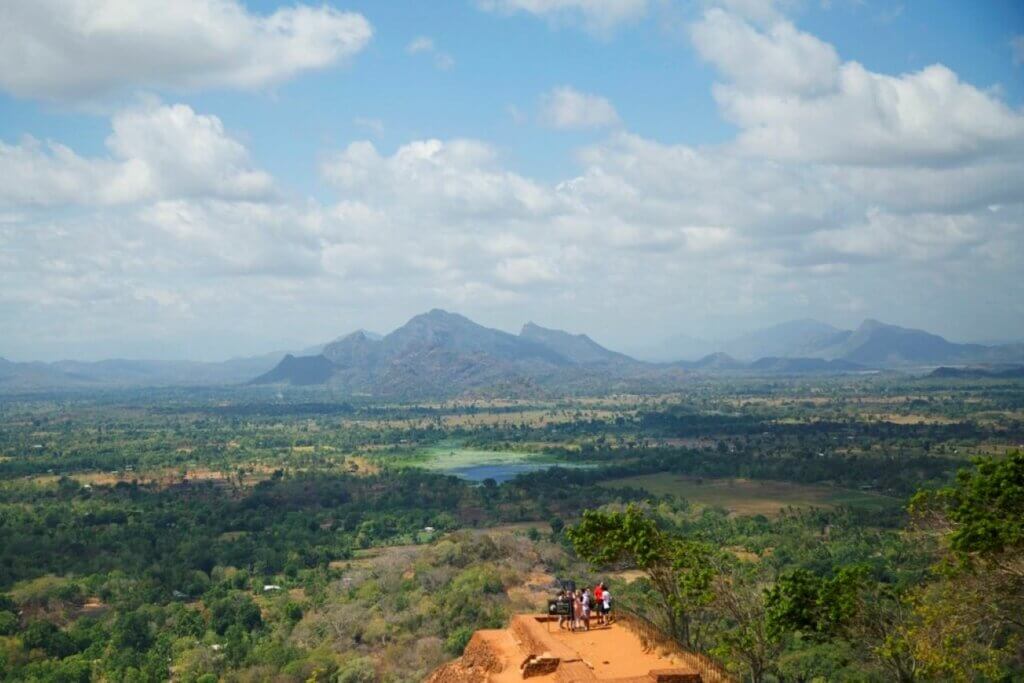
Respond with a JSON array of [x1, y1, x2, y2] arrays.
[[382, 441, 587, 482], [416, 444, 543, 470], [600, 474, 896, 516]]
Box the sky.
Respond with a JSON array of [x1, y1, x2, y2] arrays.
[[1, 0, 1023, 361]]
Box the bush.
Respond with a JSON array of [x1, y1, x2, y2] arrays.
[[334, 656, 376, 683], [445, 626, 474, 656], [0, 611, 17, 636]]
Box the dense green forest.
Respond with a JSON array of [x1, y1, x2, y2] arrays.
[[0, 376, 1021, 680]]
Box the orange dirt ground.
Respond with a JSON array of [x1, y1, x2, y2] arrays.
[[547, 623, 694, 678], [426, 614, 700, 683]]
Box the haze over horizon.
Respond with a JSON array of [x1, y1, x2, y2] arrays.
[[2, 0, 1023, 362]]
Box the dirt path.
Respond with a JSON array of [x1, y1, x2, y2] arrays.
[[481, 629, 557, 683], [548, 623, 691, 678], [428, 614, 698, 682]]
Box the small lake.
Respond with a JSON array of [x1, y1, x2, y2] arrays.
[[413, 444, 592, 483], [443, 462, 560, 483]]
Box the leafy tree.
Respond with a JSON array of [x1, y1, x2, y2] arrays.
[[765, 566, 867, 639], [711, 567, 782, 683], [567, 505, 716, 649], [22, 620, 77, 658], [111, 610, 153, 652], [907, 451, 1024, 679], [445, 626, 475, 656], [766, 566, 918, 682], [335, 656, 376, 683], [0, 611, 17, 636]]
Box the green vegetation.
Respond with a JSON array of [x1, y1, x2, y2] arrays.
[[384, 440, 546, 472], [0, 374, 1020, 680], [568, 452, 1024, 681], [600, 474, 897, 516]]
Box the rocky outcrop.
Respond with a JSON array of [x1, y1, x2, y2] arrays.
[[425, 614, 710, 682], [425, 630, 505, 683]]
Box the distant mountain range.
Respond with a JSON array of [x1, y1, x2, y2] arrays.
[[251, 310, 653, 396], [250, 312, 1024, 395], [0, 354, 286, 391], [641, 318, 1024, 366], [632, 319, 843, 361], [2, 311, 1022, 394]]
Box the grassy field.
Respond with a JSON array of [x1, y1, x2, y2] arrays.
[[600, 474, 897, 516], [411, 444, 545, 471]]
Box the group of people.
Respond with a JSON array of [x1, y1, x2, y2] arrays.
[[555, 582, 612, 632]]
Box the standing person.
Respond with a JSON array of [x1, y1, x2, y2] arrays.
[[594, 582, 604, 625], [581, 587, 592, 631], [573, 590, 583, 632], [557, 589, 571, 630], [601, 583, 612, 623]]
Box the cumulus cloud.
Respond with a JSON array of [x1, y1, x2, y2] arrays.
[[322, 139, 558, 220], [2, 8, 1023, 359], [690, 8, 1024, 166], [806, 210, 986, 264], [0, 103, 273, 206], [477, 0, 648, 34], [495, 256, 561, 285], [540, 86, 620, 129], [0, 0, 372, 100], [138, 199, 323, 276], [4, 121, 1023, 357]]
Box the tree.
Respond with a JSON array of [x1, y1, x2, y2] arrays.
[[0, 611, 16, 636], [567, 505, 716, 649], [711, 567, 782, 683], [335, 656, 376, 683], [765, 566, 919, 682], [907, 451, 1024, 678], [111, 610, 153, 652], [22, 620, 77, 658]]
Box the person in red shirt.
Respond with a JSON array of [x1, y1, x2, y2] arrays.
[[594, 583, 605, 625]]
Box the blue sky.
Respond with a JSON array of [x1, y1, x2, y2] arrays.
[[1, 0, 1022, 360]]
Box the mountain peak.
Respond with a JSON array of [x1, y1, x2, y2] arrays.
[[424, 308, 464, 321], [857, 318, 887, 331], [335, 329, 382, 343]]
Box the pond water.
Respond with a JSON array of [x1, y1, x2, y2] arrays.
[[443, 462, 557, 483], [413, 444, 591, 483], [442, 461, 596, 484]]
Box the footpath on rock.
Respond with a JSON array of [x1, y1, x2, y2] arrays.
[[427, 613, 732, 683]]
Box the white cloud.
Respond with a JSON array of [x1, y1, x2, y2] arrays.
[[0, 103, 273, 206], [406, 36, 455, 70], [322, 139, 558, 220], [477, 0, 648, 34], [4, 123, 1023, 358], [691, 9, 1024, 166], [807, 209, 985, 263], [3, 9, 1024, 359], [495, 256, 561, 285], [540, 86, 620, 129], [0, 0, 372, 101], [138, 199, 323, 276], [690, 9, 839, 95]]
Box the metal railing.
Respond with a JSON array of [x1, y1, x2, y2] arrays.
[[615, 607, 736, 683]]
